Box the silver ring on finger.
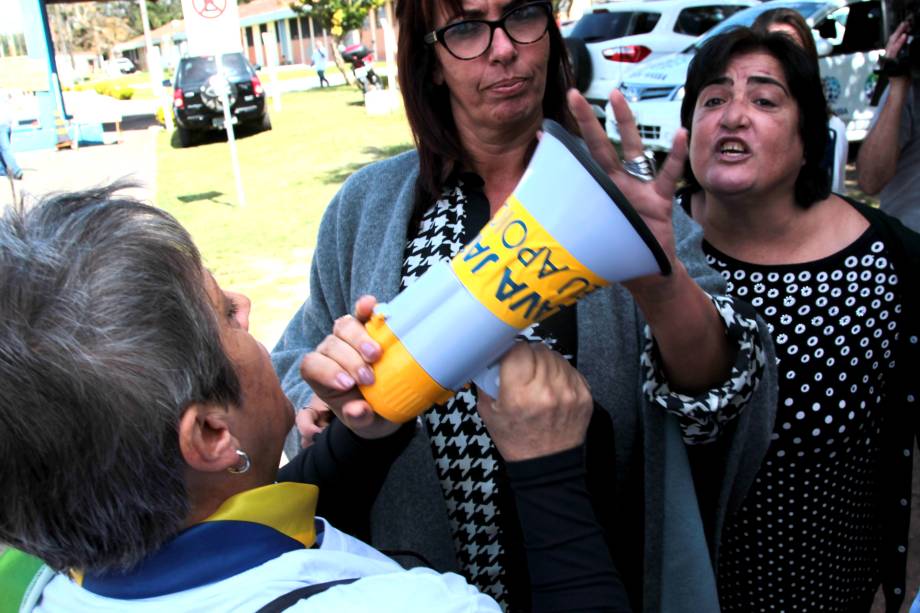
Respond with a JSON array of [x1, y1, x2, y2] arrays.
[[622, 153, 656, 183]]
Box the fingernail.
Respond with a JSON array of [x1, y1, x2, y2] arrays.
[[336, 372, 355, 390], [360, 342, 379, 360], [358, 366, 375, 386]]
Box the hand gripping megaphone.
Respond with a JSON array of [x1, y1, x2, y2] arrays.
[[360, 119, 670, 423]]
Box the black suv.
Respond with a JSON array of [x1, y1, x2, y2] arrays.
[[172, 53, 271, 147]]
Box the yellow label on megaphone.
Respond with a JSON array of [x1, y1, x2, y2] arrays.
[[452, 194, 609, 329]]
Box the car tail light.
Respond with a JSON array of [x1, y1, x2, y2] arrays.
[[602, 45, 652, 63], [251, 75, 264, 96], [173, 88, 184, 109]]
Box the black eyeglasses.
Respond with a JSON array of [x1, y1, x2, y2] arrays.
[[424, 2, 553, 60]]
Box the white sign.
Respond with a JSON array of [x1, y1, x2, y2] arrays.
[[180, 0, 243, 56]]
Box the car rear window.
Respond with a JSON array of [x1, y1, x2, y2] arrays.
[[570, 11, 661, 42], [690, 1, 828, 49], [674, 5, 748, 36], [178, 54, 253, 84], [816, 2, 884, 54]]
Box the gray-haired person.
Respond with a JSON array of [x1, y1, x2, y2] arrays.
[[0, 186, 630, 611], [0, 185, 501, 611]]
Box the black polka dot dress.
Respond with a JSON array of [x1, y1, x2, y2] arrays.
[[712, 229, 901, 612]]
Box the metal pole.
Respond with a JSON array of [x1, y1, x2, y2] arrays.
[[215, 57, 246, 207]]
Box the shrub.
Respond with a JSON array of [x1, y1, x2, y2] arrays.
[[115, 87, 134, 100], [91, 81, 135, 100]]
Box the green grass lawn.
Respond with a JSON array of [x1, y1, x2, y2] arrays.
[[156, 85, 413, 346]]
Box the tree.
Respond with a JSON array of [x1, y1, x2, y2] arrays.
[[48, 0, 184, 79], [48, 3, 135, 67], [289, 0, 383, 85], [126, 0, 184, 33]]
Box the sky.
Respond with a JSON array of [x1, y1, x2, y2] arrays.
[[0, 0, 25, 35]]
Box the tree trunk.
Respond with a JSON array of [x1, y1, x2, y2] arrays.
[[329, 35, 355, 86]]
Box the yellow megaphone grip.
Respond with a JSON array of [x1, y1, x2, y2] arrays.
[[360, 313, 454, 423]]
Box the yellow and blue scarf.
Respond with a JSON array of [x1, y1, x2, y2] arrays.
[[78, 482, 319, 599]]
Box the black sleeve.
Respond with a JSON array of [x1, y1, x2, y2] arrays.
[[277, 419, 415, 541], [686, 419, 737, 546], [505, 444, 633, 612]]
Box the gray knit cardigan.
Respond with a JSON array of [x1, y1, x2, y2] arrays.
[[272, 150, 777, 612]]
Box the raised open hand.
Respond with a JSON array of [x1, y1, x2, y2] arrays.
[[567, 88, 690, 291], [885, 20, 911, 61]]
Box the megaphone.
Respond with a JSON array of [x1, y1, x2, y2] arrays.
[[360, 119, 670, 423]]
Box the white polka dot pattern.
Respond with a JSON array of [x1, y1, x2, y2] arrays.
[[709, 235, 900, 612]]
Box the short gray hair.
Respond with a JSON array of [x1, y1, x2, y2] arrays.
[[0, 184, 241, 573]]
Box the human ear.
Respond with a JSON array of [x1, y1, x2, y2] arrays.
[[178, 404, 240, 473]]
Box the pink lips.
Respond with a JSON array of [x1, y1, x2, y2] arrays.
[[486, 77, 528, 95]]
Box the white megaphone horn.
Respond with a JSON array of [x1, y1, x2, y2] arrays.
[[359, 119, 670, 423]]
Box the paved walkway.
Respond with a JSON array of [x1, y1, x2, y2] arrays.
[[1, 99, 160, 211]]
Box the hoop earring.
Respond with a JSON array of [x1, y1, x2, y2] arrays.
[[228, 449, 251, 474]]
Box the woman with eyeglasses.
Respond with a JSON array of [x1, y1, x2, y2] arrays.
[[273, 0, 777, 610]]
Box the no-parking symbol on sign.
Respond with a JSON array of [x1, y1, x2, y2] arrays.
[[181, 0, 241, 55], [192, 0, 227, 19]]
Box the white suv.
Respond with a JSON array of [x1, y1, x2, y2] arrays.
[[607, 0, 885, 150], [567, 0, 757, 115]]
